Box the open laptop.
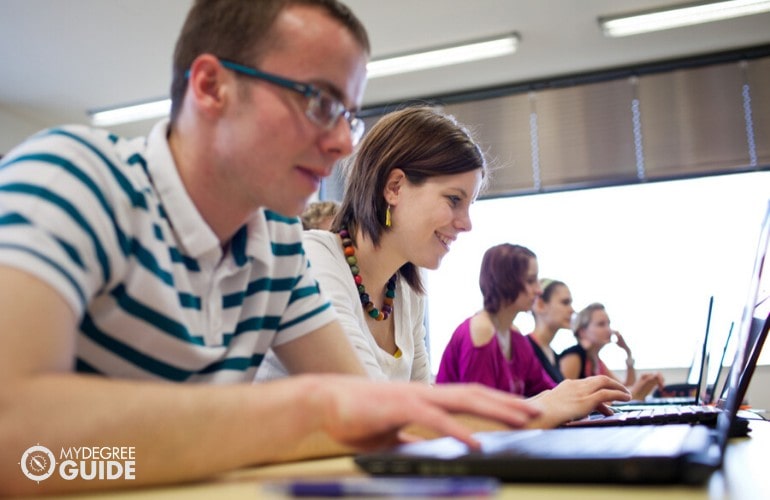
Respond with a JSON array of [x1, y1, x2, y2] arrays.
[[355, 201, 770, 485], [571, 302, 726, 426], [705, 321, 733, 404], [613, 295, 715, 408], [556, 295, 724, 426], [568, 291, 759, 428], [715, 314, 769, 407]]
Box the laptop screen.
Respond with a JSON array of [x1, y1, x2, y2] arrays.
[[714, 200, 770, 448], [707, 321, 733, 404], [692, 295, 713, 404]]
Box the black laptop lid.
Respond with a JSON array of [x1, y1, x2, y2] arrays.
[[692, 295, 714, 404], [707, 321, 733, 404], [713, 200, 770, 452]]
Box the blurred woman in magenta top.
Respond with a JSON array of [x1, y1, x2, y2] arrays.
[[436, 243, 556, 397]]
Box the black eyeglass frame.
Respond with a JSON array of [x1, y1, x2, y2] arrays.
[[216, 58, 364, 144]]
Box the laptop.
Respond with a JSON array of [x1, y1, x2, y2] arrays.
[[572, 305, 727, 427], [569, 296, 757, 429], [355, 201, 770, 485], [705, 321, 734, 404], [715, 314, 769, 408], [613, 295, 715, 407], [556, 295, 723, 426]]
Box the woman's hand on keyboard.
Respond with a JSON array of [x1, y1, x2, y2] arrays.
[[524, 376, 631, 428]]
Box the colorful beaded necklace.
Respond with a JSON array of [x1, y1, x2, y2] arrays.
[[339, 228, 396, 321]]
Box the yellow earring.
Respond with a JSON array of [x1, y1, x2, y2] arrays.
[[385, 205, 392, 227]]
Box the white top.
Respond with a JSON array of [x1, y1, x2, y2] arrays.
[[257, 230, 432, 382]]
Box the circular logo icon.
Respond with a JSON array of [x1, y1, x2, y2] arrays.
[[20, 445, 56, 482]]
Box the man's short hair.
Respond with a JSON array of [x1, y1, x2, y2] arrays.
[[169, 0, 369, 123]]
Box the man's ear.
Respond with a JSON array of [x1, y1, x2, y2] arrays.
[[383, 168, 405, 206], [185, 54, 230, 117]]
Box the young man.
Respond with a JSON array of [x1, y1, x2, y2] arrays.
[[0, 0, 628, 494]]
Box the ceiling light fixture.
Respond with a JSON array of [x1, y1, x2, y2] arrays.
[[600, 0, 770, 37], [90, 99, 171, 127], [88, 33, 519, 126], [367, 33, 519, 79]]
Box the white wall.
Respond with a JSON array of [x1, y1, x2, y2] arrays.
[[0, 105, 48, 155], [0, 105, 158, 156]]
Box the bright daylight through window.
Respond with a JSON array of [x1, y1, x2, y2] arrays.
[[425, 171, 770, 376]]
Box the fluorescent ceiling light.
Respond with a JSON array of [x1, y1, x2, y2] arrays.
[[89, 33, 519, 126], [600, 0, 770, 37], [90, 99, 171, 127], [367, 33, 519, 79]]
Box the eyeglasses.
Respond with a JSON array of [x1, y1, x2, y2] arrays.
[[218, 58, 365, 146]]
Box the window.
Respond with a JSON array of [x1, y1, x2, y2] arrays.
[[425, 171, 770, 372], [322, 47, 770, 374]]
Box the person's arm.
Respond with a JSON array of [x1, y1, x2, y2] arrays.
[[0, 266, 319, 494], [613, 331, 637, 387], [594, 354, 660, 401], [515, 339, 630, 424], [597, 359, 624, 385], [258, 231, 371, 380], [407, 292, 432, 383], [624, 359, 637, 386], [524, 376, 631, 427], [0, 266, 547, 496], [271, 320, 367, 376], [559, 352, 582, 379], [294, 232, 392, 379], [629, 372, 667, 401]]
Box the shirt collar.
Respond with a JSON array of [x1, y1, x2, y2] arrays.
[[145, 119, 220, 259], [144, 119, 271, 265]]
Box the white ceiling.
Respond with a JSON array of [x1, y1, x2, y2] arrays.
[[1, 0, 769, 138]]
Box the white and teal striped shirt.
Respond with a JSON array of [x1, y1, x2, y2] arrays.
[[0, 120, 336, 383]]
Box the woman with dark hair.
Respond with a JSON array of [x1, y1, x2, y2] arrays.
[[436, 244, 555, 395], [527, 278, 574, 383], [436, 244, 629, 422], [259, 108, 629, 425], [259, 105, 487, 382]]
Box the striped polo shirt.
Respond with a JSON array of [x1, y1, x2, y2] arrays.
[[0, 120, 337, 383]]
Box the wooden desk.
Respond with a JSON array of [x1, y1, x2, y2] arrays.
[[46, 419, 770, 499]]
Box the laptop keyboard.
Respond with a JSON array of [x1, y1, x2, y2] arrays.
[[564, 405, 720, 427]]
